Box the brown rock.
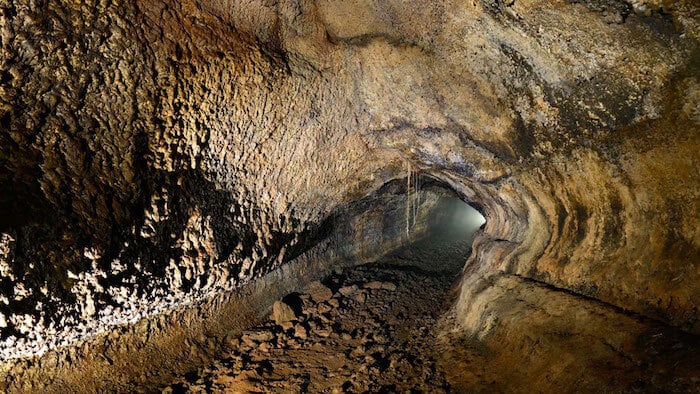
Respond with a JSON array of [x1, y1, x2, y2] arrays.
[[271, 301, 297, 325], [319, 314, 332, 324], [258, 342, 271, 353], [328, 299, 340, 308], [317, 303, 333, 314], [350, 345, 365, 358], [248, 331, 274, 343], [306, 281, 333, 303], [352, 292, 366, 304], [363, 281, 384, 290], [293, 323, 308, 340], [338, 285, 359, 297], [241, 334, 257, 347]]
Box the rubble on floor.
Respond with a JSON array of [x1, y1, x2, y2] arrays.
[[163, 264, 456, 393]]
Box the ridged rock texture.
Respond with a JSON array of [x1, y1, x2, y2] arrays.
[[0, 0, 698, 390]]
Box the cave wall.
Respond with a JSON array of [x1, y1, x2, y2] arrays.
[[0, 183, 451, 392], [0, 0, 698, 370]]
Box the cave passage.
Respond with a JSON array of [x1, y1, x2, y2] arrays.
[[163, 192, 488, 392], [386, 193, 486, 275], [2, 0, 698, 390]]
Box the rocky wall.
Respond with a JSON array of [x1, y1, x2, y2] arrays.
[[0, 183, 452, 392], [0, 0, 698, 379]]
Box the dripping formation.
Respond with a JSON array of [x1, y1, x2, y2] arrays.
[[404, 162, 421, 238]]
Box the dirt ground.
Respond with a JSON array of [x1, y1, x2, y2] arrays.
[[161, 225, 700, 394], [162, 233, 471, 393]]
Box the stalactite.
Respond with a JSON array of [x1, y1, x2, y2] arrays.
[[405, 161, 421, 238], [406, 161, 412, 238], [413, 169, 420, 228]]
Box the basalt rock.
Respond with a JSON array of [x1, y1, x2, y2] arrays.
[[0, 0, 698, 391]]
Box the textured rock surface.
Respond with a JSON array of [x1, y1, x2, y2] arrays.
[[0, 0, 698, 390], [165, 230, 698, 393], [441, 273, 699, 392], [0, 183, 451, 392], [165, 264, 455, 393]]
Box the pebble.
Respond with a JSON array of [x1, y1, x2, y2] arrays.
[[248, 331, 274, 342], [363, 281, 384, 290], [317, 303, 332, 314], [352, 292, 366, 304], [241, 334, 257, 347], [338, 285, 359, 297]]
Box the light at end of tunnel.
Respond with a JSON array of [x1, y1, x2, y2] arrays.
[[441, 198, 486, 238], [459, 204, 486, 229]]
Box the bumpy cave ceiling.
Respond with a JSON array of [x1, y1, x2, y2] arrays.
[[0, 0, 698, 391]]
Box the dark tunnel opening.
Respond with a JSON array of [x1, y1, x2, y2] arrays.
[[308, 174, 488, 278]]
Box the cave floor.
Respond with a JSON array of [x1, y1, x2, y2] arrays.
[[160, 230, 700, 393], [164, 264, 457, 393], [163, 234, 470, 393]]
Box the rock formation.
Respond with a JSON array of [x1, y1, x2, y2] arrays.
[[0, 0, 698, 391]]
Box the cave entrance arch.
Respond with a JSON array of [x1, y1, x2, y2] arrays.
[[358, 174, 487, 276]]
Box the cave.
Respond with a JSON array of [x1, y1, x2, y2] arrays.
[[0, 0, 699, 392]]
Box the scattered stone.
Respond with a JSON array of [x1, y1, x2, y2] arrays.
[[317, 302, 333, 314], [350, 345, 366, 358], [248, 331, 274, 343], [271, 300, 297, 324], [364, 281, 384, 290], [293, 323, 308, 340], [306, 281, 333, 303], [241, 334, 257, 347], [338, 285, 359, 297], [319, 314, 332, 324], [363, 281, 396, 291], [352, 292, 366, 304], [165, 264, 453, 392]]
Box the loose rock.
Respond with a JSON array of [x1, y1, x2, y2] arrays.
[[271, 301, 297, 325]]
